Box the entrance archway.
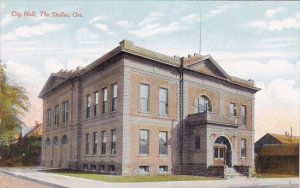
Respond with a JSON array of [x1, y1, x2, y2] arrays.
[[213, 136, 232, 167]]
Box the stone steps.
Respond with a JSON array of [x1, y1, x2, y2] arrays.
[[225, 167, 248, 179]]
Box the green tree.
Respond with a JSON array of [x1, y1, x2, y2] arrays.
[[0, 63, 29, 145]]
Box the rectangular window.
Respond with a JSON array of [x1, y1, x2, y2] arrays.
[[99, 165, 105, 172], [159, 166, 168, 173], [159, 131, 168, 155], [102, 88, 107, 114], [54, 105, 59, 126], [139, 166, 149, 174], [83, 164, 88, 170], [86, 95, 91, 118], [220, 148, 224, 159], [139, 129, 149, 155], [230, 103, 237, 116], [47, 109, 51, 127], [109, 165, 115, 172], [214, 148, 218, 158], [112, 84, 118, 112], [91, 164, 96, 171], [85, 133, 89, 155], [241, 139, 246, 158], [93, 132, 98, 155], [63, 101, 68, 123], [94, 91, 99, 116], [101, 131, 107, 155], [140, 84, 149, 112], [241, 105, 246, 126], [159, 88, 168, 115], [111, 129, 116, 155]]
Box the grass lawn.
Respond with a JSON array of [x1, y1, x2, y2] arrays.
[[45, 170, 221, 183], [253, 173, 299, 178]]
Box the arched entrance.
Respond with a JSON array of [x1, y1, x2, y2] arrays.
[[213, 136, 232, 167]]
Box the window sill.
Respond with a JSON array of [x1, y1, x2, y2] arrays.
[[138, 154, 149, 157], [139, 111, 150, 115], [159, 171, 169, 174], [241, 157, 246, 159], [110, 154, 117, 157], [100, 154, 107, 157], [159, 115, 169, 119], [138, 172, 150, 176], [159, 154, 168, 157]]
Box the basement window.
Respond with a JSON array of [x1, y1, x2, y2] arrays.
[[139, 166, 149, 174], [159, 166, 168, 173]]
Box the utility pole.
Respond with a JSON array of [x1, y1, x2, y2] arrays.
[[199, 10, 202, 55]]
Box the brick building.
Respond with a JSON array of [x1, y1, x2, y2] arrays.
[[39, 40, 260, 176]]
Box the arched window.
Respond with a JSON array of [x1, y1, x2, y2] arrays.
[[61, 135, 68, 145], [53, 136, 59, 145], [196, 96, 212, 113], [45, 138, 50, 147], [195, 135, 201, 149]]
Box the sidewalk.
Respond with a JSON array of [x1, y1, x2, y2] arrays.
[[0, 167, 298, 188]]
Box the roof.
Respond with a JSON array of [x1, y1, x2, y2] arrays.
[[269, 133, 299, 144], [258, 144, 299, 156], [22, 122, 43, 138], [39, 39, 260, 98]]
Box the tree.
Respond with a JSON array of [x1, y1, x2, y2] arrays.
[[0, 62, 29, 145]]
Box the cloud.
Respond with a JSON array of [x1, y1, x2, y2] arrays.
[[67, 58, 90, 70], [1, 23, 66, 41], [255, 78, 300, 139], [1, 13, 17, 27], [205, 5, 238, 18], [129, 22, 185, 37], [211, 50, 297, 61], [128, 12, 200, 38], [5, 60, 42, 83], [116, 20, 134, 28], [76, 28, 99, 44], [265, 7, 284, 18], [180, 14, 200, 23], [88, 15, 113, 35], [88, 15, 109, 24], [256, 37, 299, 49], [247, 13, 300, 31], [220, 59, 299, 81], [44, 59, 65, 74], [138, 12, 164, 27], [94, 23, 114, 34]]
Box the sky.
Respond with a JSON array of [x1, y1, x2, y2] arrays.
[[1, 1, 299, 140]]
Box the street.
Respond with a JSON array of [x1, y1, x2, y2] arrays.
[[0, 167, 298, 188], [0, 172, 51, 188]]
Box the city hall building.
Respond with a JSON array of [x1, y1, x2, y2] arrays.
[[39, 40, 260, 177]]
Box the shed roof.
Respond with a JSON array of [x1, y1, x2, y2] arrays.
[[269, 133, 299, 144], [258, 144, 299, 156]]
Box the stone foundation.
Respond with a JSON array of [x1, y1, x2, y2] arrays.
[[69, 162, 122, 175], [233, 165, 250, 177], [174, 163, 224, 177]]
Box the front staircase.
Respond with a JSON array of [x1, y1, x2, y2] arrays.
[[225, 167, 248, 179]]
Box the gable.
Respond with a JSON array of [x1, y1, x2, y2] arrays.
[[184, 56, 230, 80], [187, 60, 229, 79], [39, 74, 67, 98]]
